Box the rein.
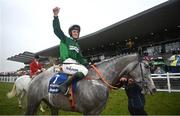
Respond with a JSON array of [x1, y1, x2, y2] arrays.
[[91, 65, 119, 90]]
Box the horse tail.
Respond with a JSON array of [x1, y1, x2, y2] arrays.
[[7, 83, 17, 99]]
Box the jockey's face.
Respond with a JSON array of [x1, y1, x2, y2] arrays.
[[71, 30, 80, 39], [35, 58, 39, 62]]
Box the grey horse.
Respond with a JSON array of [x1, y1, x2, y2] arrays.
[[25, 54, 156, 115]]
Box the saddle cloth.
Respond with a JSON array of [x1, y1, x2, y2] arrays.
[[48, 72, 77, 108], [48, 73, 68, 93]]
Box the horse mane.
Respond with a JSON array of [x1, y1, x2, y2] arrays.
[[95, 53, 138, 66]]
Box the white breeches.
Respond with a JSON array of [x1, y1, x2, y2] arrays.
[[62, 58, 88, 76]]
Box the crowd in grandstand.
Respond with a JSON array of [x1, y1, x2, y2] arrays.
[[143, 48, 180, 74]]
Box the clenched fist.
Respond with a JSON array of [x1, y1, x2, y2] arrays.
[[53, 7, 60, 16]]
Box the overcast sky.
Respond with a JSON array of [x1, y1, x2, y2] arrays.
[[0, 0, 168, 72]]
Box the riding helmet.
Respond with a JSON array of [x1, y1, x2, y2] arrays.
[[68, 25, 81, 36]]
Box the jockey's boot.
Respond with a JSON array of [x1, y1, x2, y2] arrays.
[[59, 72, 84, 95]]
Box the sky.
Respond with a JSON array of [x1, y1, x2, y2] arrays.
[[0, 0, 168, 72]]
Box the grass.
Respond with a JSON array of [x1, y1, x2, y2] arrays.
[[0, 82, 180, 115]]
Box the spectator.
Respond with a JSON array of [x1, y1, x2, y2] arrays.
[[119, 77, 147, 115], [154, 66, 165, 74], [30, 55, 43, 78], [126, 39, 134, 53]]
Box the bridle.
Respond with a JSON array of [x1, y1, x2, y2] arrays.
[[123, 61, 150, 90]]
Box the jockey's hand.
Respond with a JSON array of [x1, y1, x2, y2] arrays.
[[37, 69, 41, 73], [128, 78, 135, 85], [120, 77, 127, 82], [53, 7, 60, 16], [119, 77, 128, 85], [41, 68, 46, 71]]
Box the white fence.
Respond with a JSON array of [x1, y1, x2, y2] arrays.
[[151, 73, 180, 93], [0, 73, 180, 93], [0, 76, 18, 83]]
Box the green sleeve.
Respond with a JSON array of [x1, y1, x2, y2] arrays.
[[53, 16, 67, 40]]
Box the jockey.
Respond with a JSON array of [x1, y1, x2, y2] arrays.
[[52, 7, 89, 92], [30, 55, 43, 78]]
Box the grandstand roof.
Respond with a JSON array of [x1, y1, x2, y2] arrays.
[[37, 0, 180, 57], [7, 51, 48, 64]]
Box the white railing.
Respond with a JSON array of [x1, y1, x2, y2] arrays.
[[0, 76, 18, 83], [151, 73, 180, 93]]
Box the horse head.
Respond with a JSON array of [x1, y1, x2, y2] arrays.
[[120, 60, 156, 94]]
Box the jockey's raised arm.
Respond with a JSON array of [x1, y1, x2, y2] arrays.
[[52, 6, 89, 94]]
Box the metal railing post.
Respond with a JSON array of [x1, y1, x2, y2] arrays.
[[167, 72, 171, 93]]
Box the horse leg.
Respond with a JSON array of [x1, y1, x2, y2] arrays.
[[50, 107, 58, 115], [39, 103, 45, 113], [43, 100, 58, 115], [17, 96, 22, 109], [84, 101, 107, 115], [16, 89, 24, 109], [25, 96, 41, 115], [26, 100, 47, 114], [20, 90, 27, 109], [25, 101, 40, 115]]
